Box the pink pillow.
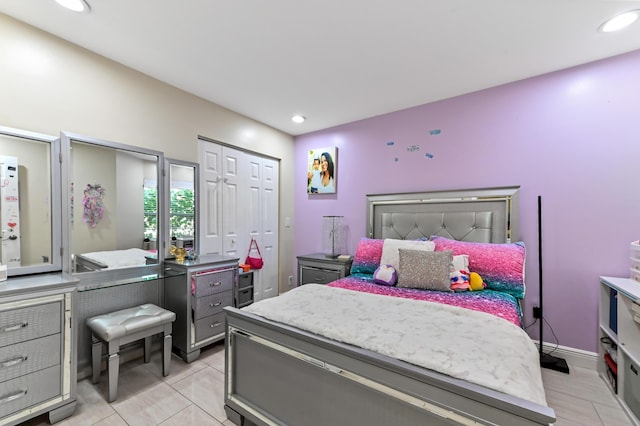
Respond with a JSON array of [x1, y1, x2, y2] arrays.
[[431, 236, 525, 298], [351, 238, 384, 274]]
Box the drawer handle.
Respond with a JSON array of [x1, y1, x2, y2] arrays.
[[303, 265, 335, 272], [0, 389, 27, 405], [210, 322, 222, 328], [209, 302, 222, 307], [0, 356, 28, 369], [210, 281, 222, 287], [0, 322, 28, 334]]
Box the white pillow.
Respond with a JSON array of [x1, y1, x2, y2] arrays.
[[380, 239, 435, 270]]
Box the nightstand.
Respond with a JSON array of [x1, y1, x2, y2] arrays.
[[164, 254, 239, 363], [297, 253, 352, 286]]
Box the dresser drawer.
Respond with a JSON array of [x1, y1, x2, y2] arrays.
[[300, 266, 340, 285], [193, 291, 233, 320], [0, 365, 61, 419], [192, 269, 234, 297], [0, 334, 60, 384], [194, 312, 225, 342], [0, 302, 61, 348]]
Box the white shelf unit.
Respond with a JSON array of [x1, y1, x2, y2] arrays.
[[600, 276, 640, 425]]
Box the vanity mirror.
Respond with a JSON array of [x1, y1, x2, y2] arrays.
[[0, 126, 61, 276], [60, 132, 164, 274], [164, 159, 198, 259]]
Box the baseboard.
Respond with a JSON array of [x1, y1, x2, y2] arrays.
[[534, 341, 598, 371]]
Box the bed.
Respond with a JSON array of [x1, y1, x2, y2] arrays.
[[224, 186, 556, 425], [73, 248, 156, 272]]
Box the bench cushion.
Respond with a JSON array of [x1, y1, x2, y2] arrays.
[[87, 304, 176, 341]]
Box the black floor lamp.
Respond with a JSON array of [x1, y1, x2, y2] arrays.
[[538, 195, 570, 374]]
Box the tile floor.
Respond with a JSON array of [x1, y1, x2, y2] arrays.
[[23, 342, 232, 426], [542, 362, 634, 426], [21, 343, 634, 426]]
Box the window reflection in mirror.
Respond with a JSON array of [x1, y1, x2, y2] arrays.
[[165, 160, 198, 258], [0, 126, 61, 276], [62, 134, 163, 273]]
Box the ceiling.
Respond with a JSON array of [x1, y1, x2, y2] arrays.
[[2, 1, 640, 136]]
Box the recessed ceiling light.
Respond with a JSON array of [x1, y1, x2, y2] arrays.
[[600, 10, 639, 32], [291, 115, 306, 123], [55, 0, 90, 13]]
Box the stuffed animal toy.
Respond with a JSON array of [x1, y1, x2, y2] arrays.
[[450, 254, 470, 292], [373, 264, 397, 286], [469, 272, 486, 291], [450, 270, 470, 292]]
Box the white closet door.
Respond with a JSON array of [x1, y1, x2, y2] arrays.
[[258, 157, 279, 300], [198, 141, 222, 255], [245, 155, 264, 299], [198, 140, 279, 301], [221, 148, 243, 258], [246, 154, 261, 244]]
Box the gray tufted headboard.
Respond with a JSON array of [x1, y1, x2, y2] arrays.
[[367, 187, 520, 243]]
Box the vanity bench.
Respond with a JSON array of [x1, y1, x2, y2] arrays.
[[86, 303, 175, 402]]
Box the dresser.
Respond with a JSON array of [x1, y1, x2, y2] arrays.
[[297, 253, 352, 286], [164, 255, 239, 363], [0, 274, 77, 426]]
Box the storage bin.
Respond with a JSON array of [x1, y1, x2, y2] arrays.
[[634, 302, 640, 325], [624, 354, 640, 420], [629, 241, 640, 282], [632, 240, 640, 261], [238, 271, 253, 289], [237, 287, 253, 306]]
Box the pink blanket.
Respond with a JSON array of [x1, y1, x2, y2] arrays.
[[328, 276, 522, 327]]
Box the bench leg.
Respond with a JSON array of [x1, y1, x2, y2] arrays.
[[91, 336, 102, 384], [144, 336, 151, 363], [107, 341, 120, 403], [163, 333, 172, 377]]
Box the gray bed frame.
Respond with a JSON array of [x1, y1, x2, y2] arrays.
[[224, 186, 556, 425]]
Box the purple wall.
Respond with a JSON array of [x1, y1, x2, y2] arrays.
[[294, 49, 640, 353]]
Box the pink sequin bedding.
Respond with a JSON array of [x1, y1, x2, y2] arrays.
[[328, 275, 522, 327]]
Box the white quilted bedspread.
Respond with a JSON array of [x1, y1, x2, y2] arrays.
[[244, 284, 547, 406], [81, 248, 151, 268]]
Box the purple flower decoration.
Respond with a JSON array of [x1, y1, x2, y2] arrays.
[[82, 184, 106, 228]]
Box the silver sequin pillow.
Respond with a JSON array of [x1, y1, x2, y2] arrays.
[[397, 249, 453, 292]]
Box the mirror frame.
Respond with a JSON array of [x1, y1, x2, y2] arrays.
[[164, 158, 199, 259], [60, 131, 165, 277], [0, 125, 62, 276]]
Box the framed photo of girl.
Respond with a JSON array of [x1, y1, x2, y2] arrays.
[[307, 147, 337, 194]]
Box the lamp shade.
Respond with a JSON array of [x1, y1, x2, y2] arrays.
[[322, 216, 345, 258]]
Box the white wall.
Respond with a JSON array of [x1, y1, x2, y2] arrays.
[[0, 14, 296, 291], [115, 151, 146, 250], [70, 142, 116, 254]]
